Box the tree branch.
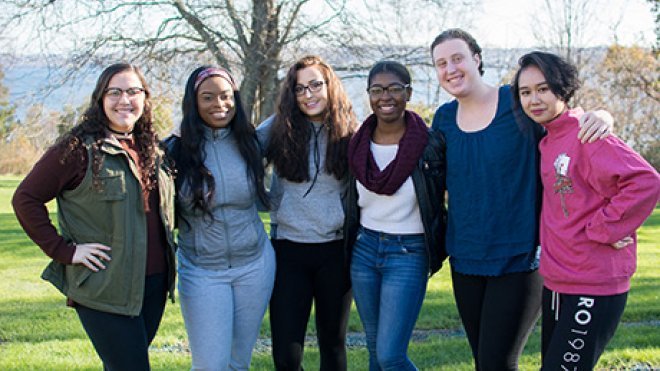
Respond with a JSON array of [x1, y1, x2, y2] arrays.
[[172, 0, 230, 68]]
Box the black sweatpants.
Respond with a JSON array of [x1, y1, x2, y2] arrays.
[[269, 239, 352, 371], [541, 287, 627, 370], [451, 269, 543, 371], [75, 273, 168, 371]]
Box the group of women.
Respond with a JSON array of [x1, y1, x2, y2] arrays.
[[12, 28, 659, 371]]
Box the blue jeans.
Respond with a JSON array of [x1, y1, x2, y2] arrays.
[[178, 245, 276, 370], [350, 226, 429, 371]]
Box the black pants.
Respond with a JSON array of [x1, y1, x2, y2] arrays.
[[75, 273, 168, 371], [269, 239, 352, 371], [451, 269, 543, 371], [541, 287, 627, 370]]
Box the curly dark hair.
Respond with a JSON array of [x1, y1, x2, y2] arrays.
[[167, 66, 268, 218], [511, 51, 581, 109], [53, 63, 158, 191], [430, 28, 485, 76], [266, 55, 358, 182]]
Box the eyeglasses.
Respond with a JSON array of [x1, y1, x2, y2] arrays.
[[104, 87, 146, 100], [294, 80, 325, 96], [366, 83, 410, 98]]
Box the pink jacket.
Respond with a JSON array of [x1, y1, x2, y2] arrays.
[[538, 108, 660, 295]]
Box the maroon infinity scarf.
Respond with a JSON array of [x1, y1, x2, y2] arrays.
[[348, 110, 428, 195]]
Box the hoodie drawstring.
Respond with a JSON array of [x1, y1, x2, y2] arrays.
[[302, 124, 323, 198]]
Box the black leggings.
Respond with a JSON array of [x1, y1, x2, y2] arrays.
[[451, 269, 543, 371], [541, 287, 627, 370], [75, 273, 168, 371], [269, 239, 352, 371]]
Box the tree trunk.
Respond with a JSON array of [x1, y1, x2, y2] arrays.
[[240, 0, 281, 125]]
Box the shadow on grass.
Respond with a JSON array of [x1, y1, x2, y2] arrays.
[[0, 179, 21, 189], [625, 276, 660, 322], [418, 285, 463, 329], [0, 297, 88, 343], [0, 213, 55, 262]]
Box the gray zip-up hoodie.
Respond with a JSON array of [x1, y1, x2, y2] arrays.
[[177, 126, 270, 269], [257, 116, 347, 243]]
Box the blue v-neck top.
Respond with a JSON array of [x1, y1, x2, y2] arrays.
[[432, 85, 544, 276]]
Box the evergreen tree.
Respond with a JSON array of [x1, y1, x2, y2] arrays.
[[0, 66, 17, 139]]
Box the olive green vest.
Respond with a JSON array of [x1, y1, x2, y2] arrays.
[[41, 136, 176, 316]]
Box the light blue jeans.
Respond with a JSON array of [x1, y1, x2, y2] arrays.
[[178, 245, 276, 370], [350, 226, 429, 371]]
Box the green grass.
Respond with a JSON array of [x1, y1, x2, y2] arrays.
[[0, 174, 658, 370]]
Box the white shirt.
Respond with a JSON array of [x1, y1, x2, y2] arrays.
[[357, 142, 424, 234]]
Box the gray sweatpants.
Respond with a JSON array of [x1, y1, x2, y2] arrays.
[[178, 246, 276, 370]]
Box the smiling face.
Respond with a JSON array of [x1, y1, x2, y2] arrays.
[[368, 72, 410, 125], [432, 38, 482, 99], [517, 65, 567, 125], [103, 71, 145, 133], [196, 76, 236, 129], [295, 66, 328, 122]]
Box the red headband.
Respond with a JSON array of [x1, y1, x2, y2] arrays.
[[194, 67, 238, 91]]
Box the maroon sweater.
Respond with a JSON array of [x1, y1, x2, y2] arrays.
[[12, 137, 167, 276]]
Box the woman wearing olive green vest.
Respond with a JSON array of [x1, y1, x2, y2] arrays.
[[12, 63, 176, 371]]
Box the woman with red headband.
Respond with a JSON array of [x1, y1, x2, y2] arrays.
[[165, 66, 275, 370]]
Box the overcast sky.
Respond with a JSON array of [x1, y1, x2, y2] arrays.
[[470, 0, 655, 48], [2, 0, 655, 54]]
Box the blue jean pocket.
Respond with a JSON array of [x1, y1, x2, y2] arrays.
[[400, 240, 425, 254]]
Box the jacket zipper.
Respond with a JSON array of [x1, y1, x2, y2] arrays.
[[414, 158, 433, 277], [212, 136, 233, 268]]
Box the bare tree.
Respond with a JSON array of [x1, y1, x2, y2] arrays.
[[2, 1, 350, 122], [532, 0, 600, 61], [0, 0, 479, 123], [530, 0, 637, 107], [5, 0, 344, 123]]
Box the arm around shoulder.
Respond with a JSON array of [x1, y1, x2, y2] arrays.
[[255, 115, 275, 155], [578, 109, 614, 143]]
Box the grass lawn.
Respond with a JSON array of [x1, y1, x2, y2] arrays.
[[0, 175, 658, 370]]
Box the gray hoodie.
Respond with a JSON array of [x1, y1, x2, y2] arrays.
[[177, 126, 270, 269], [257, 116, 347, 243]]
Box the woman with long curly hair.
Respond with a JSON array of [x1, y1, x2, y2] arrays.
[[12, 63, 177, 370], [256, 55, 358, 370], [165, 66, 274, 370]]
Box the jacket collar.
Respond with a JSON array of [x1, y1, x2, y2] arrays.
[[542, 107, 584, 138], [203, 124, 232, 141], [99, 134, 132, 155]]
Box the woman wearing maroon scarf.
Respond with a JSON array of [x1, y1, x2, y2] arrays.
[[344, 61, 447, 370]]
